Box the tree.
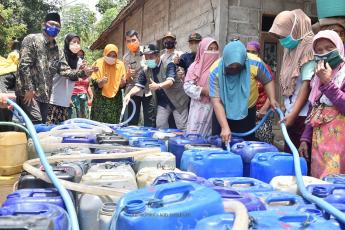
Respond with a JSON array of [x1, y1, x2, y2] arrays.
[[57, 4, 96, 45], [0, 0, 62, 35], [96, 0, 116, 14], [94, 0, 128, 34]]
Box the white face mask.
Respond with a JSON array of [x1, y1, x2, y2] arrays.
[[69, 43, 81, 54], [104, 56, 116, 65]]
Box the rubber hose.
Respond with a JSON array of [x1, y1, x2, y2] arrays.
[[7, 99, 77, 230], [276, 108, 345, 224]]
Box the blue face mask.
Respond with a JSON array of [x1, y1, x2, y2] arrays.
[[145, 59, 157, 69], [279, 35, 300, 49], [44, 24, 60, 37]]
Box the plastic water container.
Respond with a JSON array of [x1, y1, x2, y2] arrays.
[[117, 129, 155, 139], [231, 141, 279, 176], [56, 161, 90, 183], [208, 177, 273, 193], [249, 209, 339, 229], [323, 174, 345, 185], [317, 0, 345, 18], [152, 172, 213, 187], [194, 213, 234, 230], [250, 152, 308, 183], [0, 131, 28, 176], [307, 184, 345, 203], [62, 134, 97, 144], [34, 124, 56, 133], [207, 135, 244, 148], [115, 182, 225, 230], [168, 134, 207, 168], [91, 148, 133, 164], [133, 139, 167, 152], [0, 215, 54, 229], [270, 176, 330, 194], [3, 188, 65, 210], [212, 186, 266, 212], [83, 163, 137, 190], [136, 167, 194, 188], [18, 169, 75, 189], [0, 203, 69, 230], [134, 152, 176, 173], [252, 191, 307, 211], [98, 202, 116, 230], [97, 134, 129, 145], [180, 149, 224, 171], [79, 163, 136, 230], [187, 150, 243, 179]]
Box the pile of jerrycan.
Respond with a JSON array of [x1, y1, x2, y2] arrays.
[[2, 121, 345, 229]]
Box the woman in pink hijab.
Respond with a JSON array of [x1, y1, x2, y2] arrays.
[[300, 30, 345, 178], [184, 37, 219, 136]]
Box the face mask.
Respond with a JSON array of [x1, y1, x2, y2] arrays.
[[164, 41, 176, 49], [44, 24, 60, 37], [104, 56, 116, 65], [145, 59, 157, 69], [69, 43, 81, 54], [127, 42, 139, 52], [278, 13, 304, 49], [315, 49, 344, 69]]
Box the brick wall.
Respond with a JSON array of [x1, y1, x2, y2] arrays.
[[226, 0, 317, 43]]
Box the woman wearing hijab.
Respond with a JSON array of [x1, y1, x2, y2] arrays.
[[299, 30, 345, 178], [90, 44, 126, 123], [269, 9, 315, 153], [246, 40, 275, 143], [184, 37, 219, 136], [209, 40, 279, 143], [47, 32, 82, 124]]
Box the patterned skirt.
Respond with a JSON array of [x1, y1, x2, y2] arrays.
[[47, 104, 69, 124], [255, 112, 274, 144], [69, 94, 89, 119], [310, 106, 345, 178], [90, 89, 123, 124]]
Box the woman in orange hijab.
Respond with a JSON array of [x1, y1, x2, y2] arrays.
[[90, 44, 126, 123]]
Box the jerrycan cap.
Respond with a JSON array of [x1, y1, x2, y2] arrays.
[[312, 186, 328, 198], [124, 199, 146, 214]]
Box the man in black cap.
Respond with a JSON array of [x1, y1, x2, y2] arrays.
[[124, 44, 189, 130], [175, 32, 202, 73], [16, 12, 94, 124]]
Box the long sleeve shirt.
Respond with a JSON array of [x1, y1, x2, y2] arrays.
[[301, 80, 345, 143], [16, 33, 85, 103]]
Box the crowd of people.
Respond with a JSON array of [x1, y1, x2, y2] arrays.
[[0, 10, 345, 179]]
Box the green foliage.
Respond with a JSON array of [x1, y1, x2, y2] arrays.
[[0, 0, 62, 56], [96, 0, 116, 14], [57, 4, 97, 46]]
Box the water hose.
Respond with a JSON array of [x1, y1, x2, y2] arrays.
[[275, 108, 345, 224], [115, 99, 136, 127], [223, 200, 249, 230], [7, 99, 77, 230], [229, 108, 345, 224]]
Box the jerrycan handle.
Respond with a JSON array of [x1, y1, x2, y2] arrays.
[[185, 134, 202, 139], [329, 185, 345, 194], [208, 151, 228, 156], [265, 196, 297, 205], [230, 180, 255, 187], [257, 153, 289, 161], [207, 135, 220, 142], [154, 183, 195, 200], [30, 190, 59, 197], [279, 214, 314, 223]]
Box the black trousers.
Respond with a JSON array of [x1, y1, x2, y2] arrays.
[[212, 106, 257, 141], [126, 95, 156, 127]]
